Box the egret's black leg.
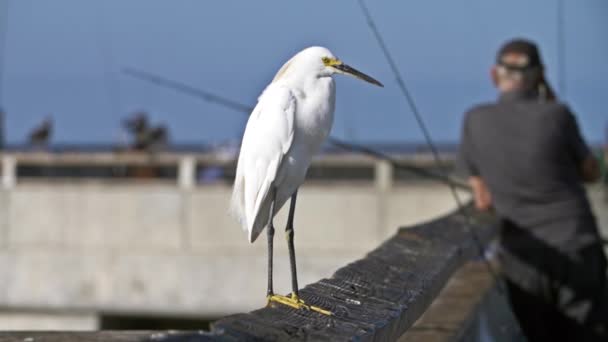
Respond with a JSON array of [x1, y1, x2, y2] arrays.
[[285, 190, 299, 297], [266, 186, 276, 297], [266, 189, 331, 315]]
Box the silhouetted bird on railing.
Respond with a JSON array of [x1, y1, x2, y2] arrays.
[[28, 117, 52, 148], [147, 124, 168, 150], [123, 112, 168, 152]]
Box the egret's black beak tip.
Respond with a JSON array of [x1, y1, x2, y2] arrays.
[[368, 78, 383, 88], [336, 63, 383, 88]]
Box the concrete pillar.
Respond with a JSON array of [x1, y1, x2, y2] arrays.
[[178, 156, 196, 190], [2, 154, 16, 189], [374, 160, 393, 237], [374, 160, 393, 192]]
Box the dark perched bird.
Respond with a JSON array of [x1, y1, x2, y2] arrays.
[[123, 112, 168, 151], [28, 117, 53, 147], [148, 124, 168, 150]]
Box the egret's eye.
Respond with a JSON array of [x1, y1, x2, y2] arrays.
[[322, 56, 342, 67]]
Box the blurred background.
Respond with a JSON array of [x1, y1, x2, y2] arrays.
[[0, 0, 605, 331]]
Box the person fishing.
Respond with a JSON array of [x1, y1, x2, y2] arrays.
[[458, 38, 607, 341]]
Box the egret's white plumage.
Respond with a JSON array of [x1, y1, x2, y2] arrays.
[[230, 46, 382, 244], [230, 46, 336, 242], [229, 46, 382, 314]]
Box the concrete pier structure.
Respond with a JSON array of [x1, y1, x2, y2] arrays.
[[0, 151, 604, 329]]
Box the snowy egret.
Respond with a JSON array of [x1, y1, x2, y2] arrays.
[[230, 46, 382, 315]]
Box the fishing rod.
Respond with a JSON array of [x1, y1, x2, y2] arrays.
[[122, 67, 470, 191], [123, 67, 252, 114], [328, 136, 470, 189], [356, 0, 504, 290]]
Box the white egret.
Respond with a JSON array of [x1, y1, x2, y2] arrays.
[[230, 46, 382, 315]]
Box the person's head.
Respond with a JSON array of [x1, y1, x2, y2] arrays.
[[491, 39, 547, 95]]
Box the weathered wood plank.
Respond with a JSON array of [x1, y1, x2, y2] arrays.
[[205, 206, 497, 341], [398, 261, 495, 341]]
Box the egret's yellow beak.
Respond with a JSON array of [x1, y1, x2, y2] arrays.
[[323, 57, 383, 87], [334, 63, 383, 87]]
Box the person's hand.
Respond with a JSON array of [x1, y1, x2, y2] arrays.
[[581, 155, 600, 183], [469, 176, 493, 211], [475, 192, 493, 211]]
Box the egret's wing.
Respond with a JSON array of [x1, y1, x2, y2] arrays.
[[230, 85, 296, 242]]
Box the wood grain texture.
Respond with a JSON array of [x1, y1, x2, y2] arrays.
[[399, 261, 496, 341]]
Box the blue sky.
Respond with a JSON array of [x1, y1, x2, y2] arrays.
[[0, 0, 606, 145]]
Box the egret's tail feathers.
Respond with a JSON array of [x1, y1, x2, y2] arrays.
[[248, 198, 272, 243], [229, 174, 248, 235], [247, 175, 274, 244], [230, 172, 271, 244]]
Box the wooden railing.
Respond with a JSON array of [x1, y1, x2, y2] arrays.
[[0, 205, 499, 341]]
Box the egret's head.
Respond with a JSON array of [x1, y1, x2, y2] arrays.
[[273, 46, 383, 87], [320, 52, 383, 87]]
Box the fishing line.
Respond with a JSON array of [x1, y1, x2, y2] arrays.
[[357, 0, 504, 292]]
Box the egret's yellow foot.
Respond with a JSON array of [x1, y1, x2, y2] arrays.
[[267, 293, 332, 316]]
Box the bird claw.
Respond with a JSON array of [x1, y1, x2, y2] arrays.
[[267, 293, 332, 316]]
